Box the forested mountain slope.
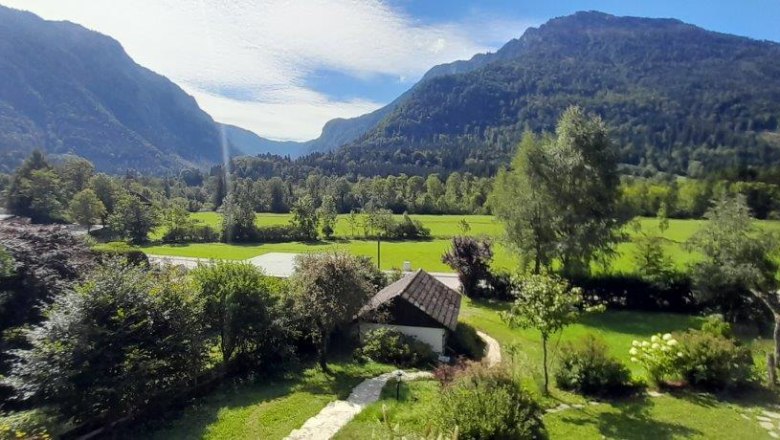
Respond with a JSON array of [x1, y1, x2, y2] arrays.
[[318, 11, 780, 176], [0, 6, 225, 173]]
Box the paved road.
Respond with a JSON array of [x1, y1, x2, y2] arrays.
[[147, 253, 461, 289]]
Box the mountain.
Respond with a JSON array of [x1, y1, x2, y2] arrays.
[[222, 124, 306, 158], [0, 6, 226, 173], [272, 36, 508, 155], [308, 11, 780, 176]]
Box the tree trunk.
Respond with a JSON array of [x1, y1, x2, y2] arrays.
[[774, 315, 780, 363], [542, 335, 549, 394], [752, 289, 780, 367], [318, 328, 331, 373]]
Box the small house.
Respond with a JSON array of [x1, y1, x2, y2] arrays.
[[358, 269, 462, 354]]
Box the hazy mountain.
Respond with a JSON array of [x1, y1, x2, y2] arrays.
[[0, 6, 225, 173], [222, 124, 307, 158]]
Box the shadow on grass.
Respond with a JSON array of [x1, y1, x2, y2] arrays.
[[121, 352, 388, 439], [578, 311, 702, 336], [555, 395, 702, 440]]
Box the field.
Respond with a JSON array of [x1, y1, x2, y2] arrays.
[[137, 213, 780, 274], [332, 299, 777, 439]]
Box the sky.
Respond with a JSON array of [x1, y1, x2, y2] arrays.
[[1, 0, 778, 142]]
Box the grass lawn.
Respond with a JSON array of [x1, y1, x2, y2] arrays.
[[139, 214, 780, 275], [130, 358, 394, 440], [333, 300, 779, 439]]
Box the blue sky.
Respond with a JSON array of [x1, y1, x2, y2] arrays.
[[1, 0, 778, 141]]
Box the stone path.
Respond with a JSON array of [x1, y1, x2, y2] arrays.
[[284, 371, 432, 440], [284, 330, 501, 440], [754, 409, 780, 438], [477, 330, 501, 367]]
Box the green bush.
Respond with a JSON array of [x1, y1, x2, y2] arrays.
[[449, 323, 486, 360], [700, 314, 734, 339], [555, 334, 632, 396], [357, 328, 436, 368], [677, 330, 755, 390], [162, 224, 218, 243], [91, 246, 149, 266], [435, 364, 545, 439]]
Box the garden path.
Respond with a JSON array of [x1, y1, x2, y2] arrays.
[[284, 331, 501, 440]]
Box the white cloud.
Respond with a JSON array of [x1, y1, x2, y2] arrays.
[[0, 0, 531, 141]]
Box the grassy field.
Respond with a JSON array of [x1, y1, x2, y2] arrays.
[[333, 299, 778, 439], [138, 213, 780, 274], [130, 357, 394, 440]]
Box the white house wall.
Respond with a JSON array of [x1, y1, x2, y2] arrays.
[[359, 323, 446, 354]]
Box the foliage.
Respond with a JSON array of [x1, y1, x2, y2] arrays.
[[492, 108, 625, 276], [290, 253, 378, 371], [7, 262, 206, 424], [434, 364, 545, 440], [503, 273, 587, 393], [631, 216, 676, 289], [107, 194, 160, 244], [290, 195, 318, 241], [192, 262, 293, 369], [555, 334, 632, 397], [393, 213, 431, 239], [571, 275, 698, 313], [5, 152, 68, 223], [318, 195, 338, 239], [220, 183, 257, 243], [441, 236, 493, 297], [68, 189, 106, 230], [700, 314, 734, 339], [676, 330, 755, 390], [629, 333, 683, 386], [356, 328, 436, 368], [448, 323, 486, 360], [0, 222, 96, 337], [687, 194, 780, 357]]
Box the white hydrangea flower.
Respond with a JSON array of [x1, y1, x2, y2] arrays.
[[632, 340, 640, 347], [651, 335, 660, 343], [631, 357, 639, 363], [629, 347, 639, 356], [667, 339, 678, 346], [651, 343, 660, 349], [641, 341, 650, 348], [662, 333, 673, 341]]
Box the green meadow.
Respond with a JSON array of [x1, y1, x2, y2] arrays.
[[138, 213, 780, 274]]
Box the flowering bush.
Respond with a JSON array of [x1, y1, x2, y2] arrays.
[[629, 333, 683, 385]]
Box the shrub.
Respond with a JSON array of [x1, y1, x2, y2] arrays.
[[254, 224, 312, 242], [91, 246, 149, 266], [162, 224, 218, 243], [700, 314, 734, 339], [357, 328, 436, 368], [435, 364, 545, 440], [629, 333, 683, 386], [555, 334, 632, 396], [432, 357, 469, 386], [487, 270, 515, 300], [7, 262, 206, 424], [676, 330, 755, 390], [448, 323, 486, 360], [392, 213, 431, 239]]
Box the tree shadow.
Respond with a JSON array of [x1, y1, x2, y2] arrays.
[[556, 395, 701, 440]]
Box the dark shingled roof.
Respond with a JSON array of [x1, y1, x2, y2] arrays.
[[360, 269, 462, 331]]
